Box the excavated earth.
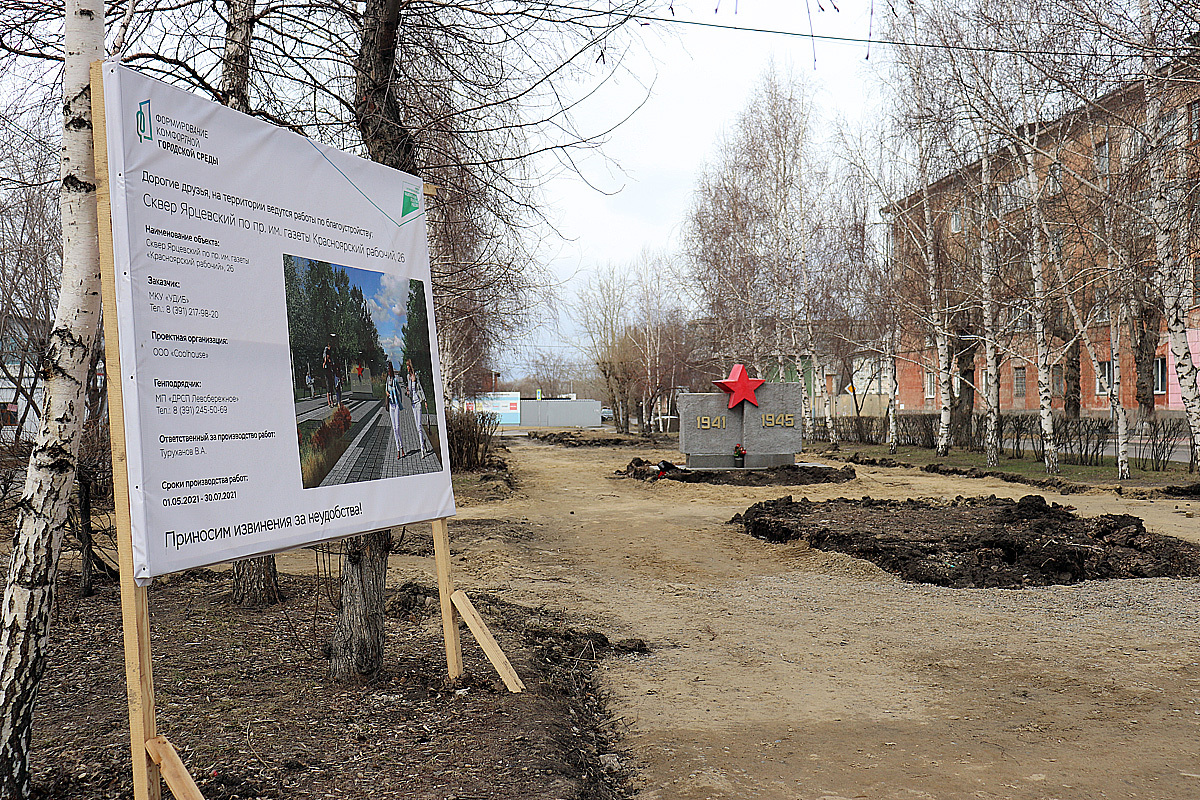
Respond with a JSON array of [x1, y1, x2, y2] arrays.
[[527, 431, 671, 448], [618, 457, 857, 486], [738, 493, 1200, 588]]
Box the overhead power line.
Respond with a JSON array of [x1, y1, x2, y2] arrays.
[[552, 3, 1164, 60]]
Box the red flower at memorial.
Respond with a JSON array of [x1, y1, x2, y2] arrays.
[[713, 364, 765, 409]]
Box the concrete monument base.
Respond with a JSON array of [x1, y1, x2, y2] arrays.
[[685, 453, 796, 469]]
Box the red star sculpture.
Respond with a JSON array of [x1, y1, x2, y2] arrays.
[[713, 364, 765, 409]]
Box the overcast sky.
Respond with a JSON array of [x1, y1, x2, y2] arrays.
[[503, 0, 888, 376]]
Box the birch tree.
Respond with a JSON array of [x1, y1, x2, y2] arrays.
[[684, 63, 829, 439], [0, 0, 104, 793], [884, 7, 968, 457]]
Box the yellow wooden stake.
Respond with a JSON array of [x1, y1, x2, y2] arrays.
[[91, 60, 163, 800], [431, 518, 463, 679]]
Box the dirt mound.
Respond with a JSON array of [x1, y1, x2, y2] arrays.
[[921, 461, 1098, 494], [844, 452, 915, 469], [529, 431, 669, 448], [1162, 482, 1200, 498], [617, 458, 856, 486], [737, 493, 1200, 588]]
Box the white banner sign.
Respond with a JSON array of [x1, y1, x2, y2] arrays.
[[101, 63, 455, 581]]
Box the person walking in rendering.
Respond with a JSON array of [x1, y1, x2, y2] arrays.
[[385, 362, 406, 459], [406, 358, 434, 458], [322, 337, 337, 408]]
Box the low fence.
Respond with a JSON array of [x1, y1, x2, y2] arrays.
[[518, 399, 601, 428], [804, 412, 1195, 472]]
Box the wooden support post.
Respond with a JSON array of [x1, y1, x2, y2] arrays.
[[431, 518, 463, 679], [91, 60, 163, 800], [146, 736, 206, 800], [451, 591, 526, 693]]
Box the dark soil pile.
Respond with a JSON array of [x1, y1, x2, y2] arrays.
[[736, 493, 1200, 589], [32, 571, 636, 800], [529, 431, 669, 448], [844, 452, 915, 469], [1162, 482, 1200, 498], [920, 462, 1097, 495], [618, 458, 856, 486]]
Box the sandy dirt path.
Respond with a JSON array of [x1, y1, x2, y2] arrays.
[[412, 440, 1200, 800]]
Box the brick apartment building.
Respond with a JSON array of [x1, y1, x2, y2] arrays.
[[886, 58, 1200, 420]]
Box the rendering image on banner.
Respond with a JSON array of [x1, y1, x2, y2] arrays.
[[284, 255, 441, 488]]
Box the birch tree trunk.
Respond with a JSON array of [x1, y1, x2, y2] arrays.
[[811, 355, 837, 448], [934, 329, 952, 457], [919, 178, 951, 457], [220, 0, 282, 608], [887, 344, 899, 454], [0, 0, 104, 792], [1164, 288, 1200, 466], [1141, 5, 1200, 466], [979, 151, 1002, 468], [1019, 148, 1058, 475], [1111, 303, 1131, 479]]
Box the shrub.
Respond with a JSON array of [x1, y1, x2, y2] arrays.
[[446, 407, 499, 470], [1134, 415, 1189, 472], [896, 413, 938, 449]]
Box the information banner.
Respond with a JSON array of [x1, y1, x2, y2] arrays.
[[101, 64, 455, 580], [470, 392, 521, 425]]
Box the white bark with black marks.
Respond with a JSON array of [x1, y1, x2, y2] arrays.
[[0, 0, 104, 793], [934, 329, 952, 457], [1111, 304, 1131, 480], [978, 148, 1001, 468]]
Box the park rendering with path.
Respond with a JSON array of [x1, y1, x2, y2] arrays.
[[294, 389, 441, 486]]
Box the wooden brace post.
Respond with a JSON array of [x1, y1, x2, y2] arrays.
[[451, 590, 525, 693], [145, 736, 205, 800]]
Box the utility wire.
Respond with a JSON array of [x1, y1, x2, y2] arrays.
[[547, 2, 1170, 60]]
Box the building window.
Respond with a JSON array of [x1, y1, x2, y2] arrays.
[[1122, 128, 1148, 163], [1049, 231, 1063, 262], [1164, 107, 1181, 147], [1194, 257, 1200, 303], [1095, 360, 1113, 395], [1051, 364, 1064, 397], [1091, 288, 1111, 323], [1046, 162, 1063, 194], [1014, 366, 1027, 398], [950, 207, 962, 233], [1094, 139, 1109, 175], [924, 370, 937, 399], [1000, 177, 1024, 215], [1012, 301, 1034, 331], [1132, 189, 1151, 238], [1154, 357, 1168, 395], [1190, 100, 1200, 144]]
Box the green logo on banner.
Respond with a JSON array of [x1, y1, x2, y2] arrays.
[[402, 188, 419, 217], [136, 100, 153, 143]]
